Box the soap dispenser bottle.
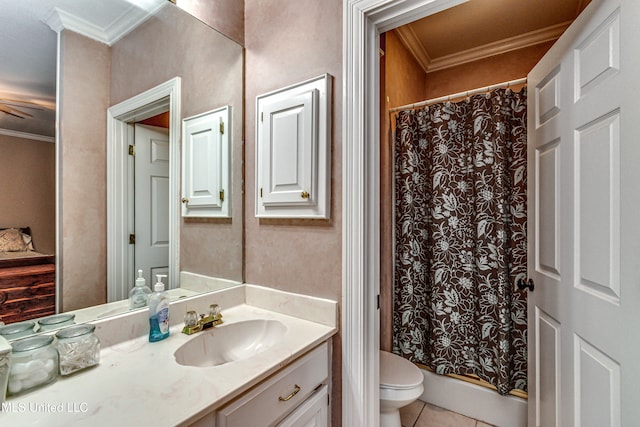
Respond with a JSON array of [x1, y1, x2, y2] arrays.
[[129, 269, 152, 309], [148, 274, 170, 342]]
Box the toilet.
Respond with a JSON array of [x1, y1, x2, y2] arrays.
[[379, 350, 424, 427]]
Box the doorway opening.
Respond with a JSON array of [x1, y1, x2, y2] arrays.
[[106, 77, 181, 302], [343, 0, 588, 425]]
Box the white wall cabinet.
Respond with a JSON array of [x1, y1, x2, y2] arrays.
[[256, 75, 331, 218], [181, 106, 231, 218]]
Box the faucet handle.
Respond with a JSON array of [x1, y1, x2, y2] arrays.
[[184, 310, 199, 327], [209, 304, 221, 317], [181, 310, 202, 335]]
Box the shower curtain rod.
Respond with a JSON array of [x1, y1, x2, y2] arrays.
[[388, 76, 527, 113]]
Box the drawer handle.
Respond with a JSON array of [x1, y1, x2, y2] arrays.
[[278, 384, 301, 402]]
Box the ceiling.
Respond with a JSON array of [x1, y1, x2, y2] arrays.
[[0, 0, 165, 141], [396, 0, 591, 73]]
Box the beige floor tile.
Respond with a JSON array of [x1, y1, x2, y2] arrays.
[[400, 400, 425, 427], [414, 402, 476, 427], [475, 422, 495, 427]]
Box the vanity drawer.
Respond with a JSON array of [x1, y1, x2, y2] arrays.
[[216, 342, 329, 427]]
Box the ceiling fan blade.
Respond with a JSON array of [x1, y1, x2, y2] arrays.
[[0, 98, 45, 111], [0, 104, 31, 119]]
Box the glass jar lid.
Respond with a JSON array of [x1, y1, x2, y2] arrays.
[[38, 313, 76, 326], [0, 321, 35, 336], [55, 324, 96, 340], [11, 335, 54, 353]]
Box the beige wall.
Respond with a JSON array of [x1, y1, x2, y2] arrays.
[[244, 0, 343, 423], [0, 135, 55, 254], [176, 0, 244, 45], [57, 4, 244, 314], [59, 31, 110, 311], [110, 4, 244, 282]]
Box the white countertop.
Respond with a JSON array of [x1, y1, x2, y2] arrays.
[[0, 285, 338, 426]]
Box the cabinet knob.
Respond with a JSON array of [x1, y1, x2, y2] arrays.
[[181, 197, 189, 204], [301, 191, 309, 199]]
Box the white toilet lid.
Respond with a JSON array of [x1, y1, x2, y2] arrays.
[[379, 350, 423, 390]]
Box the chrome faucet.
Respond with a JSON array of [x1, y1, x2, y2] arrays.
[[182, 304, 223, 335]]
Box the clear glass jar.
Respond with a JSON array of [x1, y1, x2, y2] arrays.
[[37, 313, 76, 332], [55, 324, 100, 376], [0, 321, 35, 341], [8, 335, 58, 395]]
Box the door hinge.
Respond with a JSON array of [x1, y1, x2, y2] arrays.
[[219, 189, 225, 201], [129, 234, 135, 244], [219, 119, 224, 135], [259, 188, 263, 198], [260, 111, 263, 122], [377, 294, 380, 309], [128, 145, 135, 156]]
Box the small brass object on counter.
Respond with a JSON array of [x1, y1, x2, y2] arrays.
[[181, 305, 223, 335]]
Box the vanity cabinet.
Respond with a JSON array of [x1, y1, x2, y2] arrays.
[[190, 341, 330, 427], [276, 384, 328, 427]]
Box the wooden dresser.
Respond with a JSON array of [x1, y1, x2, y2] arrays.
[[0, 256, 55, 324]]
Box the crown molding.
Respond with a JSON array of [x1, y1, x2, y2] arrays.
[[394, 25, 431, 73], [44, 3, 165, 46], [397, 20, 572, 74], [45, 7, 110, 44], [0, 128, 55, 143]]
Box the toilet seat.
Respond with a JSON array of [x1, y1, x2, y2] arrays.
[[379, 351, 423, 390]]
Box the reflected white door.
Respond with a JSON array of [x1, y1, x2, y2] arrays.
[[527, 0, 640, 425], [134, 124, 170, 286]]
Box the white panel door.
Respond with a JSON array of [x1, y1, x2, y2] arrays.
[[261, 89, 318, 207], [134, 124, 170, 285], [527, 0, 640, 425]]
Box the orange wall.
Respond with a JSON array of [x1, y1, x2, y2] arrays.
[[139, 112, 170, 128], [385, 30, 429, 110], [424, 42, 555, 99], [0, 135, 55, 254]]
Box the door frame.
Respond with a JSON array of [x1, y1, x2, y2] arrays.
[[106, 77, 181, 302], [342, 1, 468, 425]]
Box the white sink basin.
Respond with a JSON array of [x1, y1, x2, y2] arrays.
[[174, 319, 287, 367]]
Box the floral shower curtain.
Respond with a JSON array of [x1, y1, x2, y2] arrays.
[[392, 88, 528, 395]]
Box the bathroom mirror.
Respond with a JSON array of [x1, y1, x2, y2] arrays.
[[0, 0, 244, 332]]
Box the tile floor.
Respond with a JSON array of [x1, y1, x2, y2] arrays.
[[400, 400, 495, 427]]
